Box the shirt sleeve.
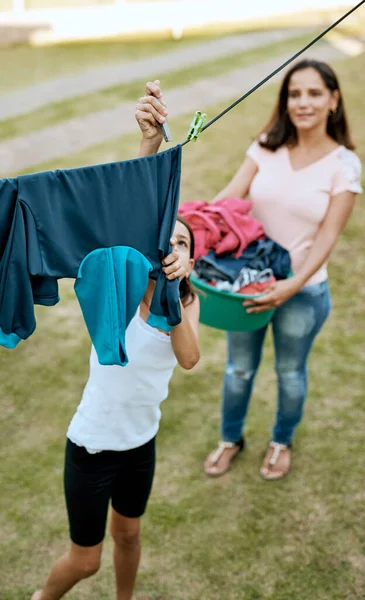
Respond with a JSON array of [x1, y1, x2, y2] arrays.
[[0, 200, 36, 346], [331, 148, 363, 196], [246, 140, 262, 166]]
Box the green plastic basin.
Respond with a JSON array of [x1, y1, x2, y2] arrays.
[[191, 275, 275, 332]]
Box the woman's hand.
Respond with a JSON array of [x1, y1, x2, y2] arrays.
[[135, 79, 168, 141], [162, 238, 187, 281], [243, 278, 301, 313]]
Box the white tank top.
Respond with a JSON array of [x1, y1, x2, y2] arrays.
[[67, 311, 177, 452]]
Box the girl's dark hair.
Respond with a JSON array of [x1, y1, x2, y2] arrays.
[[176, 214, 196, 307], [259, 59, 355, 151]]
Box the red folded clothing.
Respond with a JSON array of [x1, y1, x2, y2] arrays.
[[179, 197, 265, 260], [208, 277, 276, 295], [238, 277, 276, 296]]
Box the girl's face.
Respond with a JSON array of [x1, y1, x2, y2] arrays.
[[173, 220, 194, 277], [287, 67, 339, 133]]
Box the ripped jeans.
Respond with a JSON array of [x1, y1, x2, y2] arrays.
[[222, 280, 331, 445]]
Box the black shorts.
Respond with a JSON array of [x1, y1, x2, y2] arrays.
[[64, 437, 156, 547]]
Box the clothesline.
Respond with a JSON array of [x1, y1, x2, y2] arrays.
[[181, 0, 365, 147]]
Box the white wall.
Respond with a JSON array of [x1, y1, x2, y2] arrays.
[[0, 1, 358, 44]]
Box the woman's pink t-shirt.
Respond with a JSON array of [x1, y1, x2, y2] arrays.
[[247, 141, 363, 286]]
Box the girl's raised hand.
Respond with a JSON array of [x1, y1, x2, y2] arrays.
[[162, 238, 187, 281], [135, 80, 168, 141]]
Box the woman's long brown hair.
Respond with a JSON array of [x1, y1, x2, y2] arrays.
[[176, 214, 196, 307], [259, 59, 355, 151]]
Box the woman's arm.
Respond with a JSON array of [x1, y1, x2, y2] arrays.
[[170, 296, 200, 370], [135, 79, 167, 157], [245, 190, 357, 313], [213, 157, 258, 201], [290, 190, 356, 289]]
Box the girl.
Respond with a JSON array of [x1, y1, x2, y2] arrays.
[[32, 82, 200, 600], [203, 59, 362, 480]]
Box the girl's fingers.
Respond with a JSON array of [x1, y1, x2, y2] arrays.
[[136, 102, 166, 123], [162, 249, 179, 266], [135, 110, 156, 126], [145, 81, 167, 108], [139, 96, 168, 114], [145, 80, 161, 97], [163, 259, 181, 275], [166, 266, 185, 280]]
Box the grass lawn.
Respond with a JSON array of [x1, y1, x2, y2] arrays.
[[0, 32, 316, 141], [337, 10, 365, 37], [0, 32, 223, 95], [0, 50, 365, 600]]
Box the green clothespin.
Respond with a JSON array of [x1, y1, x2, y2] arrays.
[[186, 111, 207, 142]]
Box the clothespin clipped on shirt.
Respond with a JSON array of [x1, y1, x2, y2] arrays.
[[186, 111, 207, 142]]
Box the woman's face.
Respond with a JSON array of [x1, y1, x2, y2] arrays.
[[286, 67, 339, 133], [173, 220, 194, 277]]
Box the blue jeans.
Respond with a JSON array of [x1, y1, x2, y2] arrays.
[[222, 280, 331, 445]]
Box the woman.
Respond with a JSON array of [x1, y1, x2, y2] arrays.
[[204, 59, 362, 480], [32, 81, 200, 600]]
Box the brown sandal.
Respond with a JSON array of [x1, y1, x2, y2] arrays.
[[204, 438, 245, 478], [260, 442, 292, 481]]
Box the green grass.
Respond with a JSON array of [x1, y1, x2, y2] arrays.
[[337, 11, 365, 38], [0, 50, 365, 599], [0, 33, 220, 95], [0, 22, 305, 96], [0, 32, 316, 141]]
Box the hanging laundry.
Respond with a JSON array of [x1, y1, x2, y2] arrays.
[[179, 197, 265, 260], [0, 146, 182, 365]]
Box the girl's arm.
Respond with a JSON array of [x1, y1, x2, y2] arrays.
[[135, 79, 167, 157], [212, 157, 258, 201], [162, 241, 200, 370], [135, 80, 200, 367], [170, 296, 200, 370]]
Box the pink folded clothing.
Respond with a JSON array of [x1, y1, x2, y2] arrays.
[[178, 210, 221, 260], [179, 197, 265, 260]]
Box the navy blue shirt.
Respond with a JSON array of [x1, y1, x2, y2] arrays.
[[0, 145, 182, 365]]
